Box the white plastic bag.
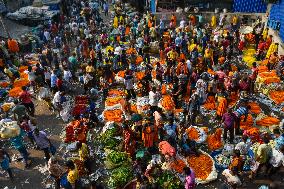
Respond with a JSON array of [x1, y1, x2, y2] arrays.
[[222, 169, 242, 186]]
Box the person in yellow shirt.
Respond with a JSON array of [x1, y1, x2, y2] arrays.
[[86, 62, 95, 75], [211, 15, 216, 28], [167, 49, 178, 61], [66, 160, 79, 189], [262, 28, 268, 40], [119, 15, 124, 25], [232, 15, 238, 26], [113, 16, 118, 28], [204, 47, 213, 67]]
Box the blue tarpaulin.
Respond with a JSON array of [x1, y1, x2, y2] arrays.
[[233, 0, 267, 13], [269, 0, 284, 42]]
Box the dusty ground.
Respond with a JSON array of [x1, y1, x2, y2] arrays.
[[0, 99, 65, 189]]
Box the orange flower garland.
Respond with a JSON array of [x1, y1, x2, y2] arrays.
[[28, 60, 39, 65], [130, 104, 138, 113], [207, 68, 215, 75], [269, 91, 284, 105], [240, 114, 254, 130], [20, 72, 28, 79], [0, 81, 9, 88], [151, 70, 156, 79], [228, 92, 238, 107], [161, 84, 167, 95], [258, 71, 277, 78], [187, 154, 213, 180], [207, 128, 223, 151], [264, 77, 280, 84], [136, 56, 143, 65], [258, 65, 268, 73], [13, 78, 29, 88], [170, 158, 187, 174], [160, 95, 175, 111], [135, 72, 145, 80], [117, 71, 126, 78], [105, 97, 124, 107], [103, 109, 123, 122], [248, 102, 261, 114], [256, 116, 280, 127], [203, 96, 216, 110], [9, 87, 23, 97], [108, 89, 126, 97], [186, 127, 199, 141], [126, 48, 137, 55], [243, 127, 261, 143], [19, 66, 28, 73]]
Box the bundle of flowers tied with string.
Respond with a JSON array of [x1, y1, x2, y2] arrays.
[[158, 95, 175, 112], [185, 126, 208, 143], [207, 128, 223, 151], [255, 113, 280, 127]]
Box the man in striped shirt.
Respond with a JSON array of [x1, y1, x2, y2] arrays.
[[234, 105, 251, 135]]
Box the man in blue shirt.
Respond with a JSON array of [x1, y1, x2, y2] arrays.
[[234, 105, 251, 135], [175, 35, 182, 54]]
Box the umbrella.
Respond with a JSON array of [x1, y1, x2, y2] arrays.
[[240, 26, 253, 34]]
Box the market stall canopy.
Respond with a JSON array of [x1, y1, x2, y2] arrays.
[[240, 26, 254, 34]]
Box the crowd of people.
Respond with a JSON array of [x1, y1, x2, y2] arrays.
[[0, 0, 284, 189]]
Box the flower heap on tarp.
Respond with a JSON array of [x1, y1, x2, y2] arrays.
[[242, 47, 256, 67], [268, 90, 284, 105], [256, 71, 280, 85], [187, 151, 218, 184]]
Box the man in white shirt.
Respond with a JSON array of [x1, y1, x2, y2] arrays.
[[149, 87, 159, 108], [180, 18, 186, 28], [268, 145, 284, 176], [84, 27, 90, 37], [63, 68, 72, 83], [114, 45, 122, 56], [124, 72, 135, 99], [52, 91, 63, 117]]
